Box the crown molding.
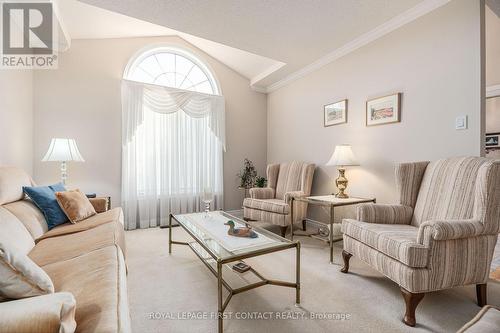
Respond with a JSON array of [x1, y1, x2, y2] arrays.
[[486, 85, 500, 98], [486, 0, 500, 18], [266, 0, 451, 93], [250, 61, 286, 87], [52, 0, 72, 52], [250, 85, 267, 93]]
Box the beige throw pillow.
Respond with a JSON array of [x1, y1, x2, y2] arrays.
[[0, 240, 54, 299], [55, 189, 97, 223]]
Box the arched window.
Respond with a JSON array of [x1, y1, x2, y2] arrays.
[[125, 46, 219, 95], [121, 46, 224, 230]]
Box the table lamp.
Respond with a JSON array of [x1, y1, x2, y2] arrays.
[[42, 138, 85, 185], [326, 144, 359, 198]]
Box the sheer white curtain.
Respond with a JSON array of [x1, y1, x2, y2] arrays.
[[121, 79, 225, 230]]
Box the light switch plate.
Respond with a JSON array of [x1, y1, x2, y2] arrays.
[[455, 115, 467, 130]]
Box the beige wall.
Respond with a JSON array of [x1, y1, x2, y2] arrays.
[[486, 97, 500, 133], [486, 5, 500, 86], [486, 96, 500, 158], [486, 4, 500, 149], [33, 36, 267, 209], [267, 0, 483, 209], [0, 70, 33, 174]]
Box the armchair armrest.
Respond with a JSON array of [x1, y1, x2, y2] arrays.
[[284, 191, 306, 205], [417, 219, 484, 245], [89, 197, 109, 213], [0, 292, 77, 333], [357, 204, 413, 224], [249, 187, 275, 199]]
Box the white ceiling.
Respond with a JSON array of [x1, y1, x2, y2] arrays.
[[54, 0, 284, 90], [63, 0, 451, 92]]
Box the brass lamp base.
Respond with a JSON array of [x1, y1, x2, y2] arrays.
[[334, 167, 349, 198]]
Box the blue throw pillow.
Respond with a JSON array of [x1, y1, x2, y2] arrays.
[[23, 184, 68, 230], [49, 183, 66, 192]]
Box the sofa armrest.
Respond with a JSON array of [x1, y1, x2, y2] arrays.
[[0, 292, 76, 333], [284, 191, 305, 205], [249, 187, 275, 199], [457, 305, 500, 333], [89, 197, 109, 213], [357, 204, 413, 224], [417, 219, 484, 245]]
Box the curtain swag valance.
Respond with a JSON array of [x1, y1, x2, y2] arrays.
[[121, 79, 226, 151]]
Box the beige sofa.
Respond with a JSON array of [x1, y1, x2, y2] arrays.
[[0, 167, 131, 333], [458, 305, 500, 333]]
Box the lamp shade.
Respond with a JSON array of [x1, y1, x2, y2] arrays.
[[326, 144, 359, 167], [42, 138, 85, 162]]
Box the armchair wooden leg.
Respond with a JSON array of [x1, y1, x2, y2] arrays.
[[279, 226, 287, 238], [401, 288, 425, 327], [476, 284, 487, 307], [340, 250, 352, 273], [302, 220, 306, 231]]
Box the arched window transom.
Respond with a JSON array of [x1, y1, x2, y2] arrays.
[[125, 47, 218, 95]]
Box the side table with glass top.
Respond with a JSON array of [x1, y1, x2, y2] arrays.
[[290, 195, 375, 264]]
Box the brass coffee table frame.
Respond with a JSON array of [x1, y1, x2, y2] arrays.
[[290, 196, 375, 264], [169, 213, 301, 333]]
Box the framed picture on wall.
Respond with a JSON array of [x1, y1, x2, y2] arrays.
[[366, 93, 401, 126], [486, 132, 500, 149], [324, 99, 347, 126]]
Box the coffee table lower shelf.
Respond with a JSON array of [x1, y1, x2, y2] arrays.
[[169, 214, 301, 333]]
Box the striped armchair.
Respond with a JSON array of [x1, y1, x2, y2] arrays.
[[243, 161, 315, 237], [341, 157, 500, 327]]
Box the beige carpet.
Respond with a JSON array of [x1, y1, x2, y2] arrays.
[[125, 227, 500, 333]]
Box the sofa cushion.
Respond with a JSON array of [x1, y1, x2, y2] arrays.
[[36, 208, 123, 243], [41, 245, 131, 333], [55, 189, 97, 223], [243, 198, 289, 214], [23, 184, 68, 230], [88, 197, 109, 214], [0, 292, 76, 333], [0, 167, 33, 205], [342, 219, 429, 268], [0, 240, 54, 299], [0, 207, 34, 255], [3, 200, 48, 240], [30, 221, 126, 267]]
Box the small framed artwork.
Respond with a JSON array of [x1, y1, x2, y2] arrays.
[[324, 99, 347, 127], [366, 93, 401, 126], [486, 133, 500, 149]]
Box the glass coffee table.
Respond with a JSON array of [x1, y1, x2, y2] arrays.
[[169, 211, 300, 333]]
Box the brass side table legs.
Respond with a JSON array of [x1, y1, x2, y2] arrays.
[[217, 261, 223, 333], [168, 214, 172, 254], [329, 205, 335, 264], [290, 197, 294, 241], [296, 242, 301, 305], [290, 196, 376, 264]]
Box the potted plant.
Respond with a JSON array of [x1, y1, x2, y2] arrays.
[[255, 176, 267, 188], [237, 158, 257, 189]]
